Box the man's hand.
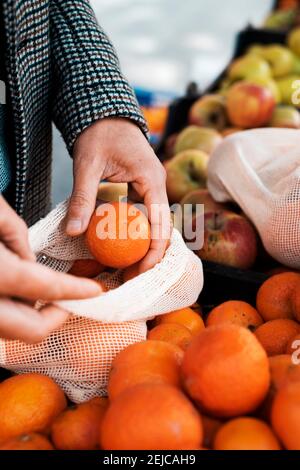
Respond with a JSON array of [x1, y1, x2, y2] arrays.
[[66, 118, 171, 273], [0, 196, 101, 343]]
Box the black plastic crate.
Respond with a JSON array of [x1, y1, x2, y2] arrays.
[[157, 26, 289, 309]]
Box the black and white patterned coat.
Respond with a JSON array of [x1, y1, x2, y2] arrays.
[[3, 0, 146, 225]]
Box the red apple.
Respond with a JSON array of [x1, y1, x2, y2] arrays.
[[165, 150, 209, 203], [227, 82, 276, 128], [189, 94, 228, 131], [269, 105, 300, 129], [195, 211, 258, 269]]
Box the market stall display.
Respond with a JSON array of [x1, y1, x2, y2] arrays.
[[158, 25, 300, 306], [1, 2, 300, 455], [0, 271, 300, 449]]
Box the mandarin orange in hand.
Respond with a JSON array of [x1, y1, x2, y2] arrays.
[[181, 324, 270, 418], [154, 307, 205, 336], [213, 417, 281, 450], [206, 300, 263, 331], [0, 373, 67, 444], [108, 340, 184, 401], [255, 319, 300, 357], [86, 201, 151, 269], [101, 383, 203, 450], [147, 323, 193, 351]]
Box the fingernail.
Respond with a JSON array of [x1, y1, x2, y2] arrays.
[[66, 219, 82, 235]]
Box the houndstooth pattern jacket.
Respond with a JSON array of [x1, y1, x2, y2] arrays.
[[3, 0, 147, 226]]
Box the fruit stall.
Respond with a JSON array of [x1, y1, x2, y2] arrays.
[[2, 5, 300, 456]]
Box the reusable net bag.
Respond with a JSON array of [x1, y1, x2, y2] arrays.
[[0, 200, 203, 403], [207, 128, 300, 268]]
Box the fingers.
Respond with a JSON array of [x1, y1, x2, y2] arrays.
[[133, 163, 171, 273], [0, 196, 35, 261], [66, 152, 104, 236], [0, 298, 69, 343], [0, 246, 102, 301]]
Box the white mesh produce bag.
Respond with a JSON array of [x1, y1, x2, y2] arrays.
[[207, 128, 300, 268], [0, 200, 203, 403]]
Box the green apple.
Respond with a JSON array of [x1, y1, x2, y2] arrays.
[[264, 9, 296, 30], [217, 78, 234, 97], [288, 27, 300, 57], [260, 45, 295, 78], [175, 126, 223, 155], [165, 150, 209, 203], [269, 105, 300, 129], [188, 94, 228, 131], [292, 56, 300, 74], [276, 75, 300, 107], [247, 45, 266, 56], [228, 54, 271, 81]]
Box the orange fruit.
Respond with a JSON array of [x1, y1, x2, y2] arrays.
[[154, 308, 205, 336], [88, 397, 109, 407], [51, 398, 108, 450], [147, 323, 193, 351], [256, 272, 300, 321], [255, 319, 300, 357], [86, 201, 151, 269], [206, 300, 263, 331], [181, 325, 270, 417], [142, 106, 168, 134], [100, 383, 203, 450], [269, 355, 300, 391], [68, 259, 105, 278], [214, 417, 281, 450], [108, 340, 184, 401], [286, 333, 300, 355], [258, 355, 300, 421], [267, 266, 300, 276], [0, 374, 67, 444], [291, 287, 300, 322], [201, 415, 223, 449], [122, 263, 140, 283], [0, 433, 54, 450], [271, 381, 300, 450]]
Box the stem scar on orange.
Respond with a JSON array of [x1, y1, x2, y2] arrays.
[[86, 202, 151, 269]]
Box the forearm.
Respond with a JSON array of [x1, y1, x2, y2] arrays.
[[49, 0, 147, 153]]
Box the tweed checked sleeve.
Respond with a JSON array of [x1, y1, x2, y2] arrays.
[[50, 0, 148, 154]]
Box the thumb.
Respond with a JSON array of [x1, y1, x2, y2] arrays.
[[66, 156, 102, 236]]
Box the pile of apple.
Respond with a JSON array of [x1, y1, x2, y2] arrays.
[[164, 27, 300, 271]]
